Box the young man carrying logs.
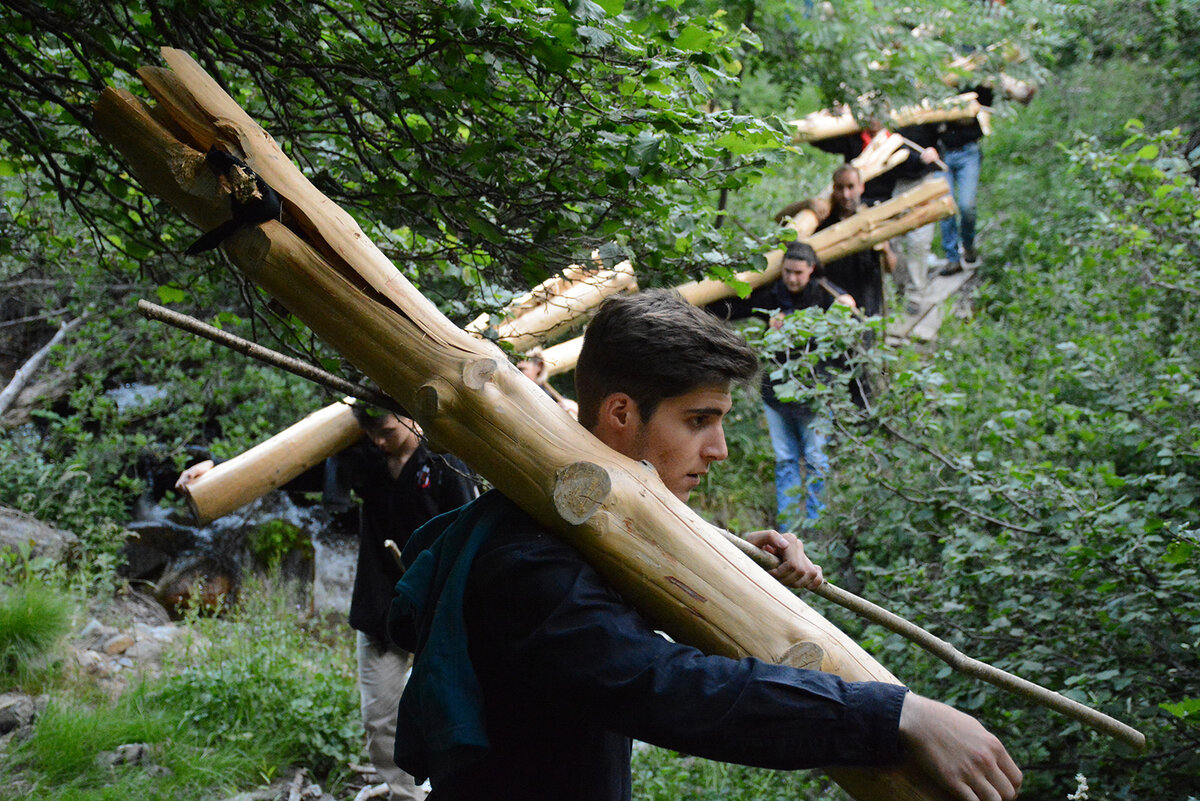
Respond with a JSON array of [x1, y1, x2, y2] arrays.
[[819, 164, 898, 319], [387, 290, 1021, 801], [178, 407, 477, 801], [706, 241, 857, 528]]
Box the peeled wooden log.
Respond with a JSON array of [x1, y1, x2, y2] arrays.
[[544, 178, 955, 377], [788, 107, 861, 144], [466, 260, 637, 352], [95, 48, 960, 800], [790, 93, 982, 143], [181, 399, 362, 524], [686, 178, 952, 307], [892, 92, 984, 127]]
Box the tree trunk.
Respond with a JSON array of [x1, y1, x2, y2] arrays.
[[94, 48, 958, 801], [0, 314, 88, 421]]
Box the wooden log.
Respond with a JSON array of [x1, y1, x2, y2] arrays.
[[789, 93, 982, 143], [891, 93, 984, 128], [181, 399, 362, 524], [787, 107, 861, 143], [544, 178, 955, 377], [468, 260, 637, 353], [94, 48, 958, 800]]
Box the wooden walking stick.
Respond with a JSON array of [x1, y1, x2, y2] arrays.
[[815, 277, 867, 322], [721, 532, 1147, 750], [894, 134, 950, 172]]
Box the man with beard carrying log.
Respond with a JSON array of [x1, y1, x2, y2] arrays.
[[386, 290, 1021, 801]]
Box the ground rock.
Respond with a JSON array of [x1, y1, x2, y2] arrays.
[[96, 742, 151, 767], [102, 632, 136, 655], [0, 506, 77, 560], [0, 692, 38, 735], [0, 692, 47, 751], [73, 648, 113, 677]]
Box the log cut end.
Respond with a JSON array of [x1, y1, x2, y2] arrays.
[[553, 461, 612, 525], [462, 358, 499, 390], [781, 640, 826, 671]]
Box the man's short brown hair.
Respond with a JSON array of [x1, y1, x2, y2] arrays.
[[832, 163, 861, 184], [575, 290, 758, 429]]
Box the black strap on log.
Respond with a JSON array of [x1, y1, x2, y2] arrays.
[[185, 147, 282, 255]]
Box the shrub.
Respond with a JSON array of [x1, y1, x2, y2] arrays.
[[151, 576, 359, 776]]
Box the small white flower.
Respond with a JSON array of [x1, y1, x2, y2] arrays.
[[1066, 773, 1090, 801]]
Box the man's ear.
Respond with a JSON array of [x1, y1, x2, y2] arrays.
[[591, 392, 640, 452]]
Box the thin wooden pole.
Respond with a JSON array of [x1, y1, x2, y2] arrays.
[[894, 134, 949, 171], [720, 531, 1147, 750], [136, 299, 403, 415]]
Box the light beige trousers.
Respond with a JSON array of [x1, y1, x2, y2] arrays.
[[356, 631, 426, 801]]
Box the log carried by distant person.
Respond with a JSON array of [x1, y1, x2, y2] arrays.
[[178, 399, 362, 524], [542, 177, 956, 377], [465, 258, 636, 353], [789, 92, 984, 144]]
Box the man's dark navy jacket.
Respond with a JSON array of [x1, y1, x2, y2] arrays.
[[389, 494, 907, 801]]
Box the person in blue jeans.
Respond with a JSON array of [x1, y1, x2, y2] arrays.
[[936, 85, 993, 274], [706, 241, 856, 529]]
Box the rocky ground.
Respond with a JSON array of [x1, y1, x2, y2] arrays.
[[2, 584, 399, 801], [0, 506, 398, 801]]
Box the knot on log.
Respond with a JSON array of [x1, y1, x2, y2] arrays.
[[552, 461, 612, 525], [415, 380, 448, 421], [780, 641, 825, 670], [462, 358, 498, 390]]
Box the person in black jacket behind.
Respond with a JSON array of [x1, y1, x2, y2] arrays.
[[935, 84, 994, 275], [387, 290, 1022, 801], [706, 242, 856, 528], [178, 406, 477, 800], [817, 164, 897, 318]]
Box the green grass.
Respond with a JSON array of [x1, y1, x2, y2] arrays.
[[0, 582, 74, 689], [0, 574, 360, 801], [633, 745, 849, 801]]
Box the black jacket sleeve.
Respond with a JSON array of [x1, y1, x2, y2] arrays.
[[468, 530, 908, 770]]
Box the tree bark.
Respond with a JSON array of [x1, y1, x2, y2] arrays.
[[94, 48, 959, 800]]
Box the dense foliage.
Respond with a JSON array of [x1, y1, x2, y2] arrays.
[[3, 0, 1200, 798], [695, 55, 1200, 797]]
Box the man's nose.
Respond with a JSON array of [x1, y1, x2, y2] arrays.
[[702, 427, 729, 463]]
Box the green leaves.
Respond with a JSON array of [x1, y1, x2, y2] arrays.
[[1160, 697, 1200, 721], [154, 283, 188, 304]]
